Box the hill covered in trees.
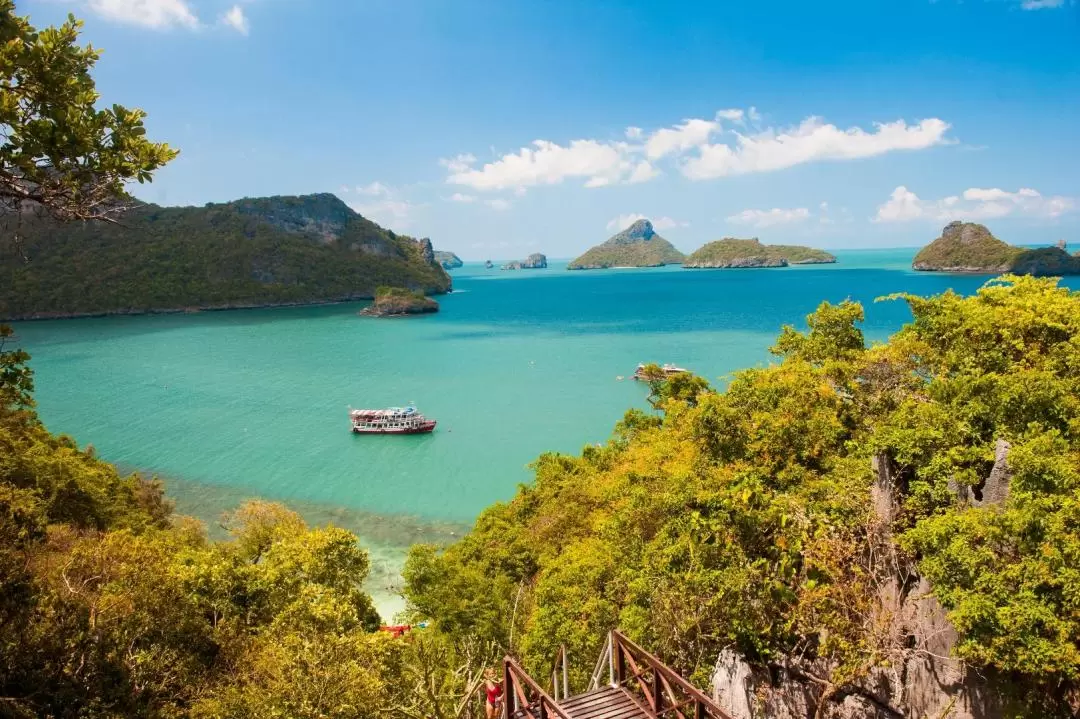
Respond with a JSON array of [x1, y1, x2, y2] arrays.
[[0, 193, 451, 320], [684, 238, 836, 268], [913, 221, 1080, 275], [568, 219, 685, 269]]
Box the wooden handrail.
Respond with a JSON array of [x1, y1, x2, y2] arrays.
[[610, 631, 733, 719], [503, 656, 573, 719]]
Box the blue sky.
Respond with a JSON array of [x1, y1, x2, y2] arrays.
[[21, 0, 1080, 258]]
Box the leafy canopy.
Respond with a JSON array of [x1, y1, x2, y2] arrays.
[[0, 0, 177, 224]]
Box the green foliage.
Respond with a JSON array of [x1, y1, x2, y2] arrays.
[[404, 276, 1080, 713], [567, 233, 684, 269], [684, 238, 836, 267], [0, 0, 177, 223], [1, 193, 451, 319]]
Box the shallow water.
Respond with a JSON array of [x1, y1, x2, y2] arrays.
[[15, 250, 1075, 617]]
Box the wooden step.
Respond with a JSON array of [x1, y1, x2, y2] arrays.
[[557, 686, 650, 719]]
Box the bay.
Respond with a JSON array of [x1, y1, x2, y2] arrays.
[[14, 249, 1076, 616]]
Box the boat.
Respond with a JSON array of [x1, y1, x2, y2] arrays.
[[350, 405, 436, 434], [632, 363, 688, 381]]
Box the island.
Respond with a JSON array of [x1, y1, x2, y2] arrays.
[[568, 219, 684, 270], [358, 286, 439, 316], [433, 250, 463, 269], [0, 193, 452, 320], [913, 222, 1080, 276], [501, 253, 548, 270], [683, 238, 836, 268], [484, 260, 494, 269]]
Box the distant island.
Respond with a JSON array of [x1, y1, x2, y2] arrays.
[[683, 238, 836, 268], [0, 193, 451, 320], [358, 286, 438, 316], [433, 250, 463, 269], [502, 253, 548, 270], [568, 219, 684, 270], [913, 222, 1080, 275], [484, 260, 494, 269]]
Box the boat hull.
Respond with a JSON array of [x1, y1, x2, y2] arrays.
[[352, 421, 436, 435]]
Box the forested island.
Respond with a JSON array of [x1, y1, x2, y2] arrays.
[[0, 193, 451, 320], [913, 221, 1080, 275], [501, 252, 548, 270], [568, 219, 685, 269], [683, 238, 836, 268], [358, 286, 439, 316]]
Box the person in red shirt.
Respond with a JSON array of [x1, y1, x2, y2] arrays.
[[483, 667, 503, 719]]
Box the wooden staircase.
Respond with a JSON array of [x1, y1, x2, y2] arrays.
[[502, 630, 732, 719]]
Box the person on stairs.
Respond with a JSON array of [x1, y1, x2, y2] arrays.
[[484, 667, 504, 719]]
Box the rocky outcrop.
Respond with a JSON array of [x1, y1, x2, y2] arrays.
[[709, 450, 1013, 719], [501, 253, 548, 270], [568, 219, 685, 270], [484, 260, 494, 269], [914, 222, 1080, 275], [433, 250, 463, 269], [358, 287, 438, 317], [684, 239, 835, 268]]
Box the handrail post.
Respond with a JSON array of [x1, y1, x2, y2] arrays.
[[562, 645, 569, 699], [651, 665, 662, 712], [607, 632, 615, 687], [614, 634, 626, 686], [504, 657, 514, 719]]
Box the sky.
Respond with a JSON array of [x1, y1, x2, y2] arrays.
[[20, 0, 1080, 258]]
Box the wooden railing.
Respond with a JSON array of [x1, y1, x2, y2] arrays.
[[609, 630, 733, 719], [503, 656, 573, 719], [549, 645, 570, 701]]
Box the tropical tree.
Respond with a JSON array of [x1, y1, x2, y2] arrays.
[[0, 0, 177, 229]]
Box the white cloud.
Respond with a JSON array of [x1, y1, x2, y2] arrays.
[[605, 214, 688, 232], [445, 139, 637, 191], [445, 109, 952, 192], [682, 117, 951, 180], [221, 4, 248, 34], [486, 198, 511, 211], [449, 193, 476, 203], [345, 182, 416, 228], [87, 0, 198, 29], [644, 118, 720, 160], [439, 154, 477, 173], [726, 207, 812, 228], [1020, 0, 1064, 9], [355, 181, 391, 196], [874, 186, 1076, 223]]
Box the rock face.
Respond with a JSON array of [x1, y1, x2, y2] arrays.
[[358, 287, 438, 317], [501, 253, 548, 270], [709, 451, 1014, 719], [684, 238, 836, 268], [1, 193, 453, 320], [433, 250, 464, 269], [913, 222, 1080, 275], [568, 219, 685, 270]]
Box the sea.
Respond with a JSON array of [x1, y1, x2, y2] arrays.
[[13, 249, 1079, 618]]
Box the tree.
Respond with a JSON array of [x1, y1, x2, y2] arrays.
[[0, 0, 177, 227]]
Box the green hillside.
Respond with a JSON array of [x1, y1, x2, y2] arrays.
[[0, 193, 451, 320], [684, 238, 836, 268], [568, 219, 685, 269]]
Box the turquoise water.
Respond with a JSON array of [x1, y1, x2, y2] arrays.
[[13, 249, 1077, 616]]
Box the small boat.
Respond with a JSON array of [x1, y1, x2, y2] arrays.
[[350, 405, 436, 434], [632, 363, 688, 381]]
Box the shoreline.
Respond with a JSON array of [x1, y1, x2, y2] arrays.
[[2, 289, 452, 323]]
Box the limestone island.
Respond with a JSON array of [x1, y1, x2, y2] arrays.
[[502, 253, 548, 270], [568, 219, 684, 270], [359, 286, 438, 317], [433, 250, 463, 269], [484, 260, 494, 269], [913, 222, 1080, 276], [683, 238, 836, 268]]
